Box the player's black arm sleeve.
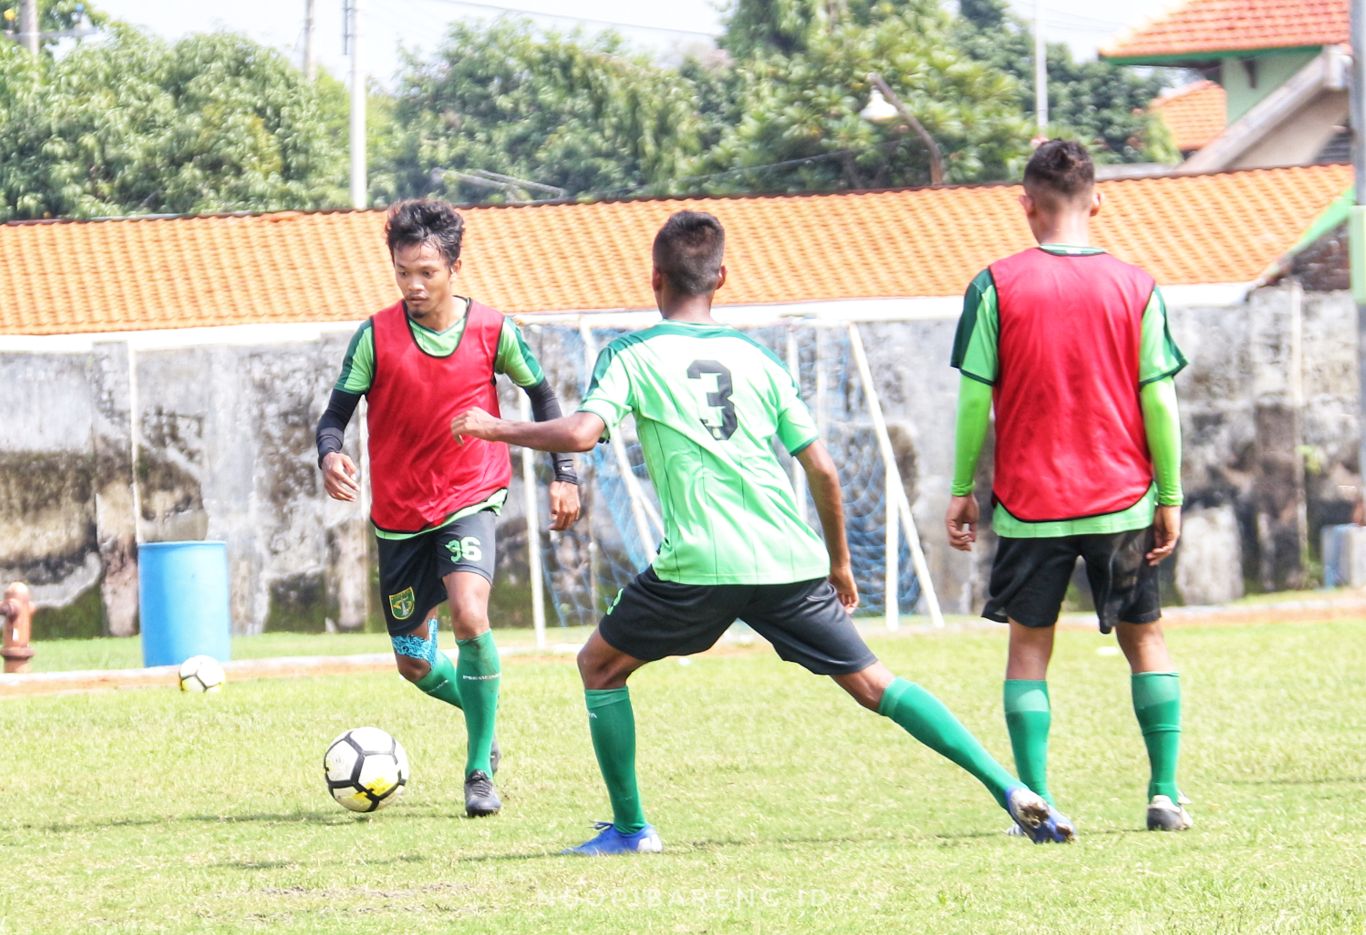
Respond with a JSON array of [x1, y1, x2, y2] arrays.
[[316, 388, 362, 468], [522, 379, 579, 484]]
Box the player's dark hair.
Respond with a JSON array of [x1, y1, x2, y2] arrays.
[[385, 199, 464, 266], [653, 211, 725, 296], [1023, 139, 1094, 204]]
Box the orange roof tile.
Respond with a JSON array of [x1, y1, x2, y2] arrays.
[[0, 163, 1350, 336], [1103, 0, 1347, 61], [1151, 81, 1228, 152]]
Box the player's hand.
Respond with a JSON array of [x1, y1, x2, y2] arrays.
[[321, 452, 360, 502], [830, 562, 859, 613], [548, 480, 581, 531], [1147, 505, 1182, 565], [451, 407, 499, 445], [945, 494, 979, 552]]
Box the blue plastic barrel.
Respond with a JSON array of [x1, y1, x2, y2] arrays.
[[137, 541, 232, 667]]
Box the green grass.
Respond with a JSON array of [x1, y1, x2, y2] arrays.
[[21, 626, 598, 673], [2, 620, 1363, 933]]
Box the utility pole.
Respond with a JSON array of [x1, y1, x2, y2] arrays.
[[1351, 0, 1366, 488], [18, 0, 38, 55], [303, 0, 317, 80], [1033, 0, 1048, 135], [345, 0, 366, 209]]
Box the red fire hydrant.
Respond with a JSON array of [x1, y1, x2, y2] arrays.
[[1, 582, 35, 674]]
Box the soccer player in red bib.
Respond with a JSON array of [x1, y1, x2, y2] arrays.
[[315, 199, 581, 818], [945, 140, 1191, 832], [454, 210, 1073, 854]]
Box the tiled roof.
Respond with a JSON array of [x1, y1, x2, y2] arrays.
[[1151, 81, 1227, 152], [1103, 0, 1347, 61], [0, 163, 1350, 336]]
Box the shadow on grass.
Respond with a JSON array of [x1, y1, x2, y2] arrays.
[[12, 813, 1145, 858], [219, 847, 567, 869], [14, 810, 424, 834]]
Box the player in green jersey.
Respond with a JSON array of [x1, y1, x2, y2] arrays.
[[945, 140, 1190, 832], [451, 210, 1074, 854]]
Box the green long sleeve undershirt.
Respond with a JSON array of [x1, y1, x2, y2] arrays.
[[951, 376, 993, 497], [950, 374, 1183, 505], [1140, 376, 1183, 507]]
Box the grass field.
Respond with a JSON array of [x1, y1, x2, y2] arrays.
[[1, 619, 1363, 933], [15, 626, 581, 674]]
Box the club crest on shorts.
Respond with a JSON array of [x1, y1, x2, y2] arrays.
[[388, 587, 416, 621]]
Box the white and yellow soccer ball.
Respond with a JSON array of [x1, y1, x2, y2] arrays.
[[324, 727, 410, 813], [177, 654, 226, 693]]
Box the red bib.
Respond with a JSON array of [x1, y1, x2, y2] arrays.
[[365, 300, 511, 533], [989, 248, 1155, 522]]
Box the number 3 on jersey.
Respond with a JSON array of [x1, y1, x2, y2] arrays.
[[686, 360, 738, 441]]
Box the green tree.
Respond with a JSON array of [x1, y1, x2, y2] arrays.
[[721, 0, 886, 57], [721, 0, 831, 58], [0, 0, 110, 48], [0, 28, 347, 219], [700, 1, 1031, 192], [384, 20, 704, 204], [955, 0, 1180, 164]]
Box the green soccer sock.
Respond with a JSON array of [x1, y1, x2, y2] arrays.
[[456, 630, 500, 777], [585, 687, 647, 834], [1003, 679, 1053, 806], [879, 677, 1017, 809], [1131, 672, 1182, 801], [414, 648, 463, 710]]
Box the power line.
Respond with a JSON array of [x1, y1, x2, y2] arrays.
[[579, 138, 910, 200]]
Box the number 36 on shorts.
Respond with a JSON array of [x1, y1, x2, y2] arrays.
[[445, 536, 483, 563]]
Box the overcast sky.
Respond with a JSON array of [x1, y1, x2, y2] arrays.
[[89, 0, 1177, 86]]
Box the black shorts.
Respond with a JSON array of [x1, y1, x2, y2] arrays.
[[984, 527, 1161, 634], [376, 510, 497, 635], [598, 567, 878, 676]]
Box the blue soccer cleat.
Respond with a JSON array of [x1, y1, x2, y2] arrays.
[[564, 821, 664, 856], [1006, 785, 1076, 844]]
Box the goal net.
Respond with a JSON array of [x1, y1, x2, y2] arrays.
[[512, 316, 942, 644]]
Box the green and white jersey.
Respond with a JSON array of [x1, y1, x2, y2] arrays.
[[578, 320, 831, 586], [334, 299, 546, 394]]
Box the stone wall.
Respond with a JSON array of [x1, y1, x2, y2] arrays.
[[0, 282, 1358, 635]]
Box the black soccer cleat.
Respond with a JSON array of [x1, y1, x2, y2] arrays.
[[464, 770, 501, 817], [1146, 795, 1193, 831]]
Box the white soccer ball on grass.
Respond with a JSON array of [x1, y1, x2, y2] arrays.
[[324, 727, 410, 813], [177, 654, 226, 693]]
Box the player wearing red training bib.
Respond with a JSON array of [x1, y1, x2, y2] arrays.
[[945, 140, 1191, 833], [315, 200, 582, 819]]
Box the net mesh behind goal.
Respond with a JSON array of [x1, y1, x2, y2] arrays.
[[521, 320, 926, 631]]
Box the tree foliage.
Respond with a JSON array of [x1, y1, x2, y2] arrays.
[[382, 20, 704, 204], [696, 0, 1031, 192], [0, 0, 111, 49], [0, 27, 347, 219], [955, 0, 1180, 164], [0, 0, 1188, 219]]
